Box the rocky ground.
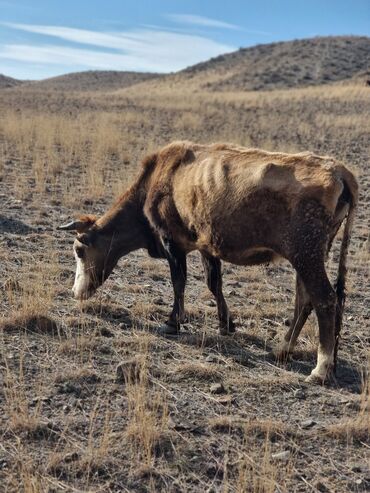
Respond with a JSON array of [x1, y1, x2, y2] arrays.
[[0, 81, 369, 492]]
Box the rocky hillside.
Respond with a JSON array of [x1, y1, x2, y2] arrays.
[[181, 36, 370, 91], [0, 74, 25, 89]]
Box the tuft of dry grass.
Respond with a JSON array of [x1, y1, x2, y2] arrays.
[[124, 339, 171, 467], [325, 372, 370, 442], [173, 361, 223, 381]]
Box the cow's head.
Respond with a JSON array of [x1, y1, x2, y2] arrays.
[[58, 215, 119, 300]]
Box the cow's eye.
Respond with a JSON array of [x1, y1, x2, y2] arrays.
[[75, 246, 85, 259]]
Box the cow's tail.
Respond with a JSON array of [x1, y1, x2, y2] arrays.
[[334, 166, 359, 368]]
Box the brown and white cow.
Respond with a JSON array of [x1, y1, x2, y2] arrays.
[[58, 141, 358, 383]]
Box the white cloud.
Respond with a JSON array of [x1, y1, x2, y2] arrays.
[[166, 14, 271, 36], [166, 14, 241, 30], [4, 23, 140, 51], [1, 23, 235, 74]]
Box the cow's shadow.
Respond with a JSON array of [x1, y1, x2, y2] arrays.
[[0, 215, 35, 235], [87, 304, 363, 394], [174, 330, 363, 393]]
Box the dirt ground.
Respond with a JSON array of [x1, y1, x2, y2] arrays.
[[0, 80, 369, 492]]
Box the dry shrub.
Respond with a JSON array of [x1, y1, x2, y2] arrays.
[[2, 354, 43, 434], [173, 361, 222, 381], [233, 426, 294, 493], [54, 365, 100, 385], [209, 415, 244, 433], [325, 371, 370, 442], [124, 344, 170, 466]]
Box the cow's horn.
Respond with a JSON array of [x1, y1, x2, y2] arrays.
[[57, 220, 83, 231]]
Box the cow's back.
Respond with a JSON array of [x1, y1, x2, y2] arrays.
[[144, 141, 344, 260]]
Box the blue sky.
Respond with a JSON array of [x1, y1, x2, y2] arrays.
[[0, 0, 369, 80]]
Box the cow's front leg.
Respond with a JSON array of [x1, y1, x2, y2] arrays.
[[201, 253, 235, 335], [159, 240, 187, 335]]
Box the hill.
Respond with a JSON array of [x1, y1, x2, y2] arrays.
[[18, 70, 161, 92], [0, 74, 25, 89], [137, 35, 370, 93], [2, 36, 369, 94]]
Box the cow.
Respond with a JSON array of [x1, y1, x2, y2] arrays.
[[58, 141, 358, 384]]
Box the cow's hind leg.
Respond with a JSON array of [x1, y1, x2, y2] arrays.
[[295, 262, 337, 384], [160, 240, 187, 335], [201, 253, 235, 335], [274, 274, 312, 360]]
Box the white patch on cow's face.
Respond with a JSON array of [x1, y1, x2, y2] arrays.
[[71, 235, 118, 300], [72, 250, 95, 300]]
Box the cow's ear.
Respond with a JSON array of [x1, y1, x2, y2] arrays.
[[58, 215, 97, 233]]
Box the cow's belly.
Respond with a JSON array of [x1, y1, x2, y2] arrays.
[[218, 247, 281, 266], [176, 191, 289, 260]]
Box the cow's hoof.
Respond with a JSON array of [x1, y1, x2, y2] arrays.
[[305, 372, 325, 385], [219, 320, 236, 336], [158, 323, 180, 337], [219, 327, 236, 336]]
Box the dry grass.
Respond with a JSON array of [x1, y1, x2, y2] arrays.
[[0, 70, 369, 491], [325, 373, 370, 442]]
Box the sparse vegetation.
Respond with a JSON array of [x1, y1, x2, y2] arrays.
[[0, 36, 369, 492]]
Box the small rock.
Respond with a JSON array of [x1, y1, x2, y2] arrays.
[[271, 450, 290, 462], [210, 383, 225, 394], [153, 297, 165, 305], [217, 395, 234, 405], [350, 463, 366, 473], [233, 353, 249, 366], [226, 289, 237, 296], [63, 452, 80, 464], [207, 299, 216, 307], [168, 417, 193, 431], [205, 354, 220, 363], [31, 396, 51, 406], [300, 419, 316, 429], [293, 389, 306, 400], [99, 327, 114, 337], [151, 274, 163, 282], [314, 481, 330, 492], [206, 461, 224, 478], [226, 281, 241, 288]]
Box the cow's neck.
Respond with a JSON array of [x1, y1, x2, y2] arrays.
[[97, 189, 148, 256]]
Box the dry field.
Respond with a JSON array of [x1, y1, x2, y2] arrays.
[[0, 77, 369, 492]]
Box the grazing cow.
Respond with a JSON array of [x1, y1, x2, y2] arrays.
[[58, 141, 358, 383]]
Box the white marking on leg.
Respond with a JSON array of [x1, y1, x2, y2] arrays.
[[308, 345, 334, 382]]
